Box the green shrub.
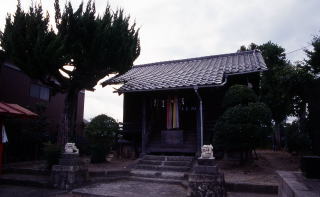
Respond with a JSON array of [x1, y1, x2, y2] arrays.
[[213, 85, 272, 162], [43, 142, 61, 169], [213, 103, 272, 153], [86, 114, 119, 163]]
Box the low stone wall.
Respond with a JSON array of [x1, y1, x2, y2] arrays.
[[277, 171, 320, 197]]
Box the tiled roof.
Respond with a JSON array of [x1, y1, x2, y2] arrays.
[[102, 50, 267, 93]]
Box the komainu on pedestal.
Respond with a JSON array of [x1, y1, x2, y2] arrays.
[[188, 144, 226, 197], [51, 143, 88, 190]]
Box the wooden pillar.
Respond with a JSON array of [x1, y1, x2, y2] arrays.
[[196, 105, 201, 156], [195, 87, 203, 156], [141, 95, 147, 155]]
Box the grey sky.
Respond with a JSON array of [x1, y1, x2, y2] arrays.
[[1, 0, 319, 121]]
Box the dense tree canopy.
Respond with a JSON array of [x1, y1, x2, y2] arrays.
[[0, 0, 140, 144]]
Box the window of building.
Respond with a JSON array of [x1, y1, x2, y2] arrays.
[[30, 84, 50, 101]]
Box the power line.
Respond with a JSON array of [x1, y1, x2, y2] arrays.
[[286, 44, 312, 55]]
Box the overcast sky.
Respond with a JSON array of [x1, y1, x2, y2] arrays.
[[1, 0, 320, 122]]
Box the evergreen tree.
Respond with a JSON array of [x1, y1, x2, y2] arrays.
[[0, 0, 140, 145]]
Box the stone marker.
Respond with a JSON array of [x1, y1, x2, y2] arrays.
[[51, 143, 88, 190]]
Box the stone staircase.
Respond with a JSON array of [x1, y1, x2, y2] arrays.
[[134, 155, 194, 172], [89, 155, 194, 186]]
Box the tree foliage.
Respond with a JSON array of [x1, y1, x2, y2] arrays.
[[240, 41, 313, 150], [305, 36, 320, 75], [223, 84, 258, 109], [86, 114, 119, 141], [1, 0, 140, 93], [284, 121, 311, 153], [213, 85, 272, 159], [304, 36, 320, 155], [0, 1, 140, 143]]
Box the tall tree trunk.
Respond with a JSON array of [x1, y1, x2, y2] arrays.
[[57, 89, 79, 147], [274, 122, 281, 151]]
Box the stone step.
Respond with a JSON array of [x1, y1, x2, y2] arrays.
[[143, 155, 166, 161], [138, 160, 192, 167], [139, 160, 163, 165], [0, 173, 50, 188], [142, 155, 194, 162], [146, 146, 197, 153], [128, 176, 187, 186], [130, 170, 187, 180], [135, 164, 191, 172], [166, 156, 194, 162], [89, 170, 131, 177], [163, 161, 192, 167]]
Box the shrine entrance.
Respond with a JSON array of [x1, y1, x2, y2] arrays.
[[145, 91, 198, 154]]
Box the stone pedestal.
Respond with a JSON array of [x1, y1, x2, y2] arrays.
[[51, 153, 88, 190], [188, 158, 226, 197], [197, 158, 216, 166]]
